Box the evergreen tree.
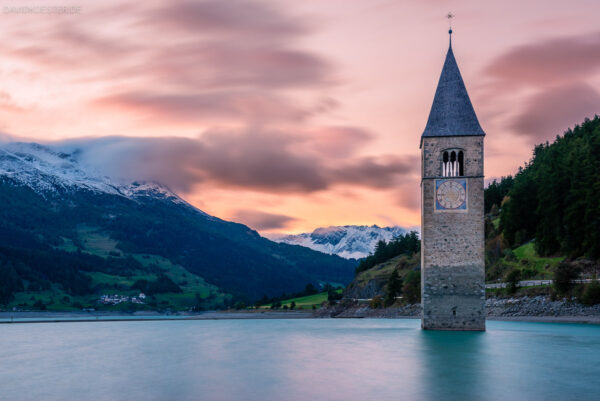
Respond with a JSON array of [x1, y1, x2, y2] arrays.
[[355, 231, 420, 275], [402, 271, 421, 304], [384, 269, 403, 307], [497, 116, 600, 258]]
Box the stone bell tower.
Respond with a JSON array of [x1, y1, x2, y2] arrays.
[[420, 29, 486, 331]]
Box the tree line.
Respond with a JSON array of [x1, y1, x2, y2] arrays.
[[488, 116, 600, 259], [355, 231, 420, 274]]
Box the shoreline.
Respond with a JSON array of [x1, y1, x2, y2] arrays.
[[2, 310, 600, 325], [0, 310, 314, 324]]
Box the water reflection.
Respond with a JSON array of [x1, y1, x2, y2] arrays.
[[1, 320, 599, 401], [418, 330, 488, 401]]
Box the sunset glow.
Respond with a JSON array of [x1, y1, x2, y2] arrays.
[[1, 0, 599, 233]]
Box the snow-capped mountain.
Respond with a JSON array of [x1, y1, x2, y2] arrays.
[[270, 225, 408, 259], [0, 142, 186, 204], [0, 141, 356, 300]]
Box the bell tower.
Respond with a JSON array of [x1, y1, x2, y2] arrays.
[[420, 29, 486, 330]]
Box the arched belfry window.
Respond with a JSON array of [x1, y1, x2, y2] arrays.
[[442, 150, 464, 177]]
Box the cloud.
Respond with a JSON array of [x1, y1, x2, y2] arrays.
[[509, 83, 600, 141], [484, 32, 600, 87], [232, 209, 299, 231], [56, 128, 418, 194], [331, 155, 417, 188], [483, 32, 600, 142], [0, 91, 23, 112], [308, 126, 374, 158], [394, 180, 421, 211], [0, 0, 337, 125], [95, 91, 312, 124], [142, 0, 309, 40]]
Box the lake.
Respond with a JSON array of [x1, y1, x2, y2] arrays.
[[1, 319, 599, 401]]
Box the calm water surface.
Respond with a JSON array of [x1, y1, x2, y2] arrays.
[[1, 319, 599, 401]]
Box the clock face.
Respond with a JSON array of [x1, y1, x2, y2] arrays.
[[435, 179, 467, 211]]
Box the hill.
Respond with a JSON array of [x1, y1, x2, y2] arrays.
[[492, 116, 600, 258], [339, 117, 600, 307], [0, 142, 357, 310], [342, 232, 421, 305]]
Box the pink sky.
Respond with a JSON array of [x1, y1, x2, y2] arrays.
[[1, 0, 599, 234]]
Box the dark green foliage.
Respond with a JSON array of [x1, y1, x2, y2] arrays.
[[0, 245, 135, 303], [326, 283, 342, 302], [497, 116, 600, 258], [256, 282, 331, 307], [553, 262, 581, 296], [484, 176, 513, 214], [0, 260, 23, 304], [402, 270, 421, 304], [131, 274, 182, 295], [355, 231, 420, 274], [384, 269, 403, 307], [503, 249, 516, 262], [192, 292, 206, 312], [506, 268, 521, 294], [0, 176, 357, 302], [500, 172, 538, 246], [304, 283, 317, 295], [580, 281, 600, 306], [33, 299, 46, 310], [290, 301, 296, 310]]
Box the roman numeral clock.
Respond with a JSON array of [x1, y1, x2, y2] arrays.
[[435, 178, 467, 211]]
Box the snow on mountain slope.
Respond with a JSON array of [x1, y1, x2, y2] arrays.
[[269, 225, 408, 259], [0, 142, 186, 205]]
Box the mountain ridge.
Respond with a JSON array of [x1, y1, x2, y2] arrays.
[[269, 225, 408, 259], [0, 142, 357, 307]]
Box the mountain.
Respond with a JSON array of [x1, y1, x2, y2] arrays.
[[269, 225, 408, 259], [0, 142, 357, 307]]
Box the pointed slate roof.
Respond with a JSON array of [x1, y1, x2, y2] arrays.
[[421, 43, 485, 140]]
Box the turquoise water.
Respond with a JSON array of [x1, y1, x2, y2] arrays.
[[1, 319, 599, 401]]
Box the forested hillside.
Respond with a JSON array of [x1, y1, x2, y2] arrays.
[[343, 116, 600, 308], [0, 143, 357, 311], [488, 116, 600, 259]]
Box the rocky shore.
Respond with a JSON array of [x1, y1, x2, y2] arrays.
[[4, 296, 600, 324], [486, 295, 600, 318], [316, 295, 600, 322]]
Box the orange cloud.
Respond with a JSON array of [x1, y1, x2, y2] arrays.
[[232, 209, 299, 231]]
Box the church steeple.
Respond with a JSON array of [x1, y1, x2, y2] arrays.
[[421, 36, 485, 141]]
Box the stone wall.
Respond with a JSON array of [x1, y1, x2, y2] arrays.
[[421, 135, 485, 330]]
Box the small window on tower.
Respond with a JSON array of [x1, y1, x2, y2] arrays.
[[442, 149, 464, 177], [442, 151, 449, 176]]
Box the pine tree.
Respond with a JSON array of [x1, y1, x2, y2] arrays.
[[384, 269, 403, 307]]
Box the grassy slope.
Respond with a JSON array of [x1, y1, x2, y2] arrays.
[[512, 242, 563, 276], [486, 216, 564, 282], [487, 241, 564, 283], [261, 289, 343, 310], [6, 226, 228, 311], [355, 254, 419, 286]]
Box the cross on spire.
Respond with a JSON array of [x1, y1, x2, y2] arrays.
[[447, 12, 454, 46]]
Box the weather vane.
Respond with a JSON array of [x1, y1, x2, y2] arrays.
[[447, 12, 454, 33]]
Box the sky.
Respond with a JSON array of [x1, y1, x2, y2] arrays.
[[0, 0, 599, 234]]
